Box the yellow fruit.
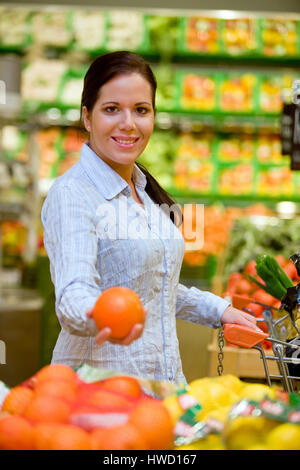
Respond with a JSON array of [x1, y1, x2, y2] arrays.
[[188, 378, 212, 389], [215, 374, 244, 395], [239, 383, 275, 401], [175, 434, 225, 450], [203, 406, 231, 423], [223, 415, 276, 450], [187, 383, 215, 420], [266, 423, 300, 450], [205, 382, 239, 408], [163, 395, 183, 425]]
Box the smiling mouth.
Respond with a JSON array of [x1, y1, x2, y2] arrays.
[[111, 136, 139, 146]]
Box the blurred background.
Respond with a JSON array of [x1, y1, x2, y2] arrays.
[[0, 0, 300, 387]]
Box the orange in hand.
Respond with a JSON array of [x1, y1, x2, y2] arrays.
[[92, 287, 145, 339]]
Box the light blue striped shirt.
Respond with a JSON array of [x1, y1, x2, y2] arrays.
[[41, 142, 230, 384]]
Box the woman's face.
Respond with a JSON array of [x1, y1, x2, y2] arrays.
[[82, 73, 155, 172]]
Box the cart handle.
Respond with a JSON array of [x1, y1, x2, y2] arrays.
[[223, 323, 268, 348]]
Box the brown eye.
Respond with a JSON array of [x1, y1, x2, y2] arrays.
[[136, 107, 149, 114], [104, 106, 118, 113]]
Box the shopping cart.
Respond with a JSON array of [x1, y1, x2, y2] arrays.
[[219, 294, 300, 393]]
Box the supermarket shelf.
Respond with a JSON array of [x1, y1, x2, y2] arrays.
[[167, 187, 300, 204], [0, 201, 25, 221], [155, 111, 280, 133], [1, 42, 300, 67], [169, 53, 300, 68]]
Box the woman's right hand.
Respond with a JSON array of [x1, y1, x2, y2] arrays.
[[86, 308, 146, 347]]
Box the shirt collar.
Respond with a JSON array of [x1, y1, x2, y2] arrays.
[[79, 142, 147, 200]]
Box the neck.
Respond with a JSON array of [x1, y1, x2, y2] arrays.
[[88, 141, 135, 185]]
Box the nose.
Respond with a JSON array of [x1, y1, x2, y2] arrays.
[[119, 110, 135, 131]]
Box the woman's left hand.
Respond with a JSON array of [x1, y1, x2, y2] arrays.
[[220, 305, 263, 332]]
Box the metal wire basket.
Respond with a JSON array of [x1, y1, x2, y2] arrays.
[[222, 298, 300, 393]]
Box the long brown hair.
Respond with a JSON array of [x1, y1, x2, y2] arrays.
[[81, 51, 180, 224]]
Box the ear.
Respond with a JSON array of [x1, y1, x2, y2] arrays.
[[82, 106, 91, 132]]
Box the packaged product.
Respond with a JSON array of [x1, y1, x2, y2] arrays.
[[221, 18, 258, 55], [72, 9, 105, 51], [183, 16, 220, 54]]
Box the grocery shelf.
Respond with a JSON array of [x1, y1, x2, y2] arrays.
[[0, 201, 25, 221], [168, 187, 300, 204], [169, 53, 300, 68], [155, 111, 280, 133]]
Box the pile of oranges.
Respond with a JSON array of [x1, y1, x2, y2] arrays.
[[0, 364, 174, 450]]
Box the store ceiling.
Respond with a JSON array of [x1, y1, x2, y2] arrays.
[[3, 0, 300, 14]]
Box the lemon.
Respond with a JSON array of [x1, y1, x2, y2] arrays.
[[175, 434, 225, 450], [223, 415, 275, 450], [266, 423, 300, 450], [239, 383, 275, 401], [205, 382, 240, 408], [188, 383, 215, 419], [188, 378, 213, 389], [163, 395, 183, 425], [203, 406, 231, 423], [214, 374, 244, 395]]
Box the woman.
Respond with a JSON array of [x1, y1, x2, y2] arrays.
[[41, 51, 258, 383]]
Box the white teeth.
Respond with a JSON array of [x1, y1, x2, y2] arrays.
[[114, 138, 137, 144]]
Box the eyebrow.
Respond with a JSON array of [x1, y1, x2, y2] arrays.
[[101, 101, 152, 106]]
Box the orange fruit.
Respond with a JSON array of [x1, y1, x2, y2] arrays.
[[129, 398, 174, 450], [35, 379, 78, 402], [101, 376, 142, 399], [92, 287, 145, 339], [23, 395, 71, 424], [1, 386, 34, 415], [90, 423, 147, 450], [34, 364, 77, 386], [33, 423, 91, 450], [0, 415, 34, 450], [88, 389, 133, 410], [33, 423, 60, 450]]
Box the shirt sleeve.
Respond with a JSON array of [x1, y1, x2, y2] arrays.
[[175, 282, 231, 329], [41, 184, 100, 337]]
